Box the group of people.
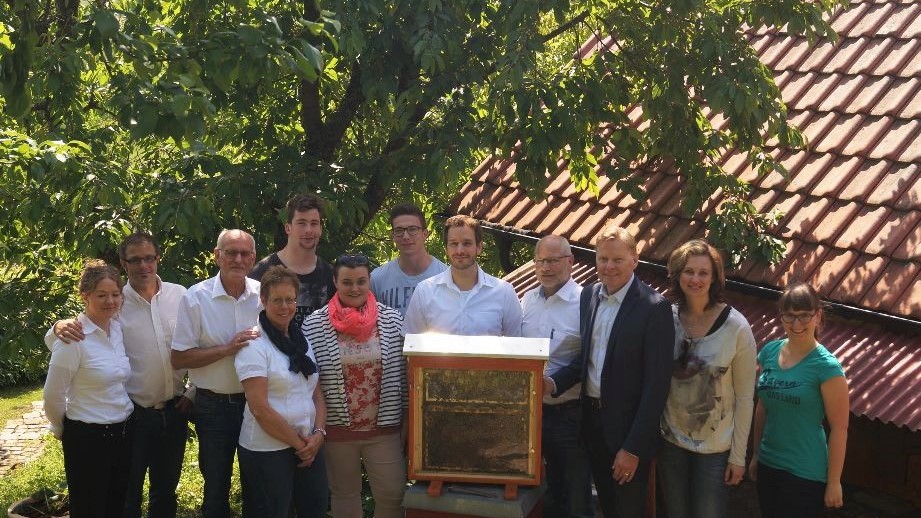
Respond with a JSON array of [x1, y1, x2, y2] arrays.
[[41, 191, 849, 518]]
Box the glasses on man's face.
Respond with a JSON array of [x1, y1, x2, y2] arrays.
[[220, 249, 255, 260], [391, 226, 423, 238], [534, 255, 571, 267], [124, 255, 158, 265], [268, 297, 297, 307], [335, 254, 370, 268], [781, 312, 815, 324]]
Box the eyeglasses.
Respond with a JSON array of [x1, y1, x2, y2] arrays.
[[124, 255, 158, 265], [391, 226, 424, 238], [534, 255, 571, 267], [335, 254, 370, 268], [268, 297, 297, 307], [219, 249, 255, 259], [781, 312, 815, 324]]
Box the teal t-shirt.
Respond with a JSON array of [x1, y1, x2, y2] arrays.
[[756, 339, 845, 482]]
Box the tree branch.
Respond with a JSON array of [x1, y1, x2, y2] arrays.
[[541, 9, 589, 43]]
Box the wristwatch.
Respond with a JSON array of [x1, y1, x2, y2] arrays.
[[313, 427, 327, 437]]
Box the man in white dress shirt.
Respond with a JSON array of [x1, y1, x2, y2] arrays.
[[520, 235, 592, 518], [171, 229, 262, 518], [47, 232, 190, 518], [404, 215, 522, 336]]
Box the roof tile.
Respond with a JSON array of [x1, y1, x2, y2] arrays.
[[870, 77, 920, 117], [839, 159, 889, 201], [811, 156, 863, 197], [872, 119, 921, 162], [812, 249, 860, 295], [865, 210, 921, 256], [830, 2, 874, 35], [866, 162, 920, 206], [892, 223, 921, 261], [829, 255, 888, 305], [834, 205, 891, 250], [868, 260, 920, 314], [806, 201, 861, 244]]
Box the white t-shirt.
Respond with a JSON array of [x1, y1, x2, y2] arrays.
[[235, 324, 319, 451]]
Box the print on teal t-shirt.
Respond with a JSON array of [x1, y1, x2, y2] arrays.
[[756, 339, 845, 483]]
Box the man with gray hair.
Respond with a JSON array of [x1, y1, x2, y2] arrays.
[[520, 235, 592, 517], [171, 229, 262, 518]]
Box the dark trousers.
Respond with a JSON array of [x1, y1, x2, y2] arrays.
[[124, 399, 189, 518], [194, 390, 248, 518], [584, 400, 647, 518], [238, 445, 329, 518], [62, 415, 134, 518], [756, 463, 826, 518], [543, 400, 594, 518]]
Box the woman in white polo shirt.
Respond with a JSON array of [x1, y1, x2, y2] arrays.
[[235, 265, 328, 518], [44, 259, 134, 518]]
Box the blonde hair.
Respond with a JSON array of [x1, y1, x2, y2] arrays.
[[596, 224, 637, 251]]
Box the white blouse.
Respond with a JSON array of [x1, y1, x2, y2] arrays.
[[235, 324, 319, 452], [43, 313, 133, 438]]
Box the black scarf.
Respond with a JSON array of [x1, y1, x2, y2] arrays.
[[258, 310, 317, 379]]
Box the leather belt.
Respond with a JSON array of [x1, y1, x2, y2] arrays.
[[197, 388, 246, 403]]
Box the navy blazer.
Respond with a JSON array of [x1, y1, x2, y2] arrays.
[[550, 276, 675, 463]]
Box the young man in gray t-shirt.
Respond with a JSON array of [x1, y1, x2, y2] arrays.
[[371, 203, 446, 316]]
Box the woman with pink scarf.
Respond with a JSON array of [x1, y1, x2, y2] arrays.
[[301, 254, 408, 518]]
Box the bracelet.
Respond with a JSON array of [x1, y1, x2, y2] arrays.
[[313, 427, 327, 437]]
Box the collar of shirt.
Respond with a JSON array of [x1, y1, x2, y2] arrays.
[[122, 276, 163, 305], [209, 273, 260, 301], [433, 265, 495, 292], [77, 312, 114, 339], [599, 274, 634, 305], [539, 278, 581, 303]]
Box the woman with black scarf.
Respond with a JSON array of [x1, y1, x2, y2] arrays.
[[235, 265, 328, 518]]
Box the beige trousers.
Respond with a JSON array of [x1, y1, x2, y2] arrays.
[[324, 432, 406, 518]]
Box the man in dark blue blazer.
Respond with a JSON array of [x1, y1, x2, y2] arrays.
[[546, 225, 674, 517]]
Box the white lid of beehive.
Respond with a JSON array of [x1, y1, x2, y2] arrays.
[[403, 333, 550, 360]]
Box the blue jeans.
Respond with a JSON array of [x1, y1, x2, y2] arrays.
[[756, 463, 825, 518], [542, 400, 593, 518], [194, 391, 247, 518], [238, 446, 329, 518], [124, 399, 189, 518], [657, 440, 730, 518]]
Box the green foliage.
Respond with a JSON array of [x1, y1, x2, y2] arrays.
[[0, 0, 845, 356]]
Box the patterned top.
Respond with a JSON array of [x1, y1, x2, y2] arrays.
[[338, 331, 383, 430]]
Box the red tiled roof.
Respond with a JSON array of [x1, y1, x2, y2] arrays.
[[452, 0, 921, 429], [452, 0, 921, 322], [504, 261, 921, 431]]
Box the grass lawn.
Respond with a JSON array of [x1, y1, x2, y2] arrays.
[[0, 431, 242, 518], [0, 383, 43, 429]]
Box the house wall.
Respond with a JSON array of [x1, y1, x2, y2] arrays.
[[844, 416, 921, 507]]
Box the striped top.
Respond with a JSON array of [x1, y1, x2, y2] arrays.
[[302, 303, 408, 428]]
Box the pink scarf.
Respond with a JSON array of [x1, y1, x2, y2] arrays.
[[328, 291, 379, 342]]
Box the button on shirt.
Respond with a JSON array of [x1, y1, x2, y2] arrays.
[[585, 275, 634, 398], [171, 274, 262, 394], [120, 278, 187, 407], [235, 323, 319, 452], [404, 266, 523, 336], [44, 313, 133, 438], [521, 279, 583, 404]]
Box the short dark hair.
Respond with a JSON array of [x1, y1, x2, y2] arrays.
[[286, 194, 325, 223], [389, 203, 426, 227], [118, 232, 161, 261], [259, 265, 300, 298], [333, 254, 371, 278], [443, 215, 482, 244], [667, 239, 725, 309]]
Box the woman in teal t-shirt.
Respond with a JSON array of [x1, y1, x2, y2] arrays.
[[748, 282, 849, 518]]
